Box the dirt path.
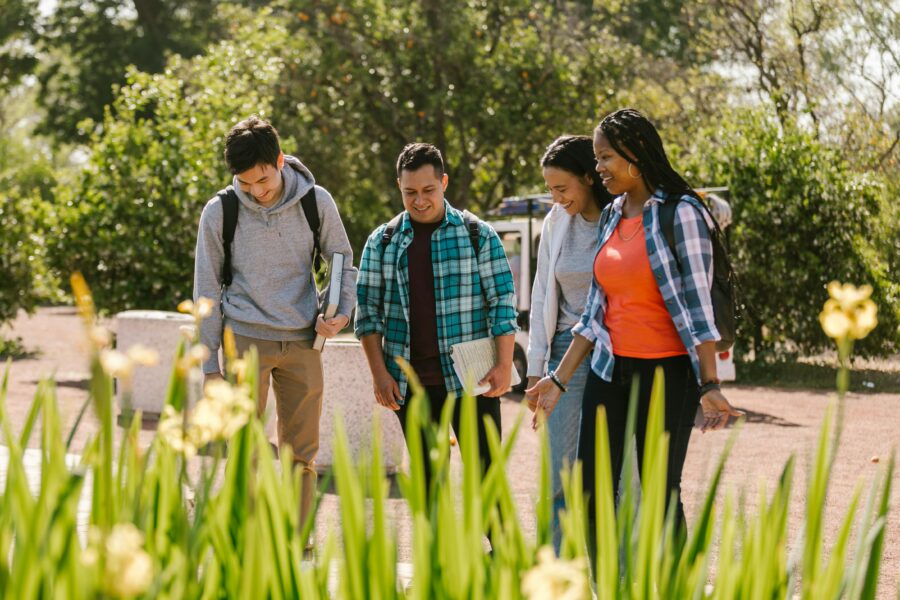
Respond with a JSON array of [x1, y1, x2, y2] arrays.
[[3, 307, 898, 596]]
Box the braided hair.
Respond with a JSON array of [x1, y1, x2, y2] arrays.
[[595, 108, 700, 202], [540, 135, 613, 210]]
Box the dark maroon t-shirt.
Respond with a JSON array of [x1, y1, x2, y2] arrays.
[[408, 219, 444, 385]]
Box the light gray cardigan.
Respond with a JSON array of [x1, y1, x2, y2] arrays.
[[526, 205, 573, 378]]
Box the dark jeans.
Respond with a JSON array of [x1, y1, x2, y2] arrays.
[[579, 354, 699, 538], [395, 384, 502, 488]]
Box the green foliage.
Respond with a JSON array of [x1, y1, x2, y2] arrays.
[[45, 7, 288, 313], [0, 191, 43, 323], [0, 279, 894, 597], [689, 110, 899, 357], [34, 0, 267, 143], [0, 0, 37, 92], [274, 0, 634, 237], [0, 336, 30, 359], [0, 128, 58, 324]]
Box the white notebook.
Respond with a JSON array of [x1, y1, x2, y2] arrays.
[[449, 337, 521, 396], [313, 253, 344, 352]]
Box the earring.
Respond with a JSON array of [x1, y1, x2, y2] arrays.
[[627, 163, 641, 179]]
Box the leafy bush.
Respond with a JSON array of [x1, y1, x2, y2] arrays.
[[45, 6, 288, 313], [0, 143, 59, 324], [688, 110, 899, 358], [0, 277, 893, 598]]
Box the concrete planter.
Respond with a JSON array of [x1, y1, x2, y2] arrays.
[[113, 310, 195, 419], [317, 339, 406, 473]]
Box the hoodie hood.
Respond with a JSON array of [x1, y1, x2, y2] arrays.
[[231, 155, 316, 213]]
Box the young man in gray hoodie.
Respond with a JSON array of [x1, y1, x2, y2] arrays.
[[193, 116, 357, 532]]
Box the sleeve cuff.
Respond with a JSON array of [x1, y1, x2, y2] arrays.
[[490, 320, 518, 338], [354, 319, 384, 339], [526, 351, 546, 377], [571, 321, 596, 343]]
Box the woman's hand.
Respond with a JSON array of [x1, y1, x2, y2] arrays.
[[699, 389, 744, 432], [525, 377, 562, 430], [525, 376, 541, 411]]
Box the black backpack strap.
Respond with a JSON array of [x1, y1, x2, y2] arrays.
[[219, 186, 239, 287], [461, 210, 481, 255], [300, 187, 322, 273], [379, 213, 405, 255], [379, 210, 481, 257], [658, 199, 680, 264]]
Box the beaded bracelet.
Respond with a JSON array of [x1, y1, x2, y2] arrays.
[[548, 370, 568, 393]]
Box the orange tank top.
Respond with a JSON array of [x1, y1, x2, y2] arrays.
[[593, 215, 687, 358]]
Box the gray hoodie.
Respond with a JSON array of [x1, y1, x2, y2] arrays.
[[193, 155, 358, 374]]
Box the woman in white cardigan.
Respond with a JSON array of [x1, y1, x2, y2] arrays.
[[526, 135, 612, 552]]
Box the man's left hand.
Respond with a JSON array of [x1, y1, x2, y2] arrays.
[[479, 364, 511, 397], [315, 314, 349, 339]]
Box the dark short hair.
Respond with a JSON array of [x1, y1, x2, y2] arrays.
[[541, 135, 613, 210], [224, 116, 282, 174], [396, 143, 444, 178]]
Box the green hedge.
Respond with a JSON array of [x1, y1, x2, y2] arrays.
[[688, 111, 899, 358], [0, 150, 59, 324]]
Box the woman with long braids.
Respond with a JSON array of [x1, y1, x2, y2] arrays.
[[526, 135, 613, 553], [526, 109, 742, 545]]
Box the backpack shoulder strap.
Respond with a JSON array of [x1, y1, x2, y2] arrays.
[[658, 198, 680, 262], [219, 186, 239, 287], [299, 186, 322, 272], [461, 210, 481, 255], [379, 210, 481, 257], [379, 213, 406, 255]]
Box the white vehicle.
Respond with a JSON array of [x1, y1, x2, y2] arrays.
[[485, 189, 736, 391]]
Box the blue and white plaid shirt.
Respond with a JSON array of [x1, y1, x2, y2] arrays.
[[355, 201, 518, 401], [572, 189, 720, 384]]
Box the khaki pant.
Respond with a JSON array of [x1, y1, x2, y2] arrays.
[[234, 334, 323, 532]]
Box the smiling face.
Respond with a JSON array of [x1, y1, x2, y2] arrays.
[[398, 165, 448, 224], [235, 152, 285, 208], [593, 131, 649, 199], [542, 166, 597, 219]]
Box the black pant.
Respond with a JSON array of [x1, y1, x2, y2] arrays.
[[579, 354, 698, 537], [395, 384, 502, 488]]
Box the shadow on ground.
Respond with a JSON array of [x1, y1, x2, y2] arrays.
[[734, 408, 801, 428]]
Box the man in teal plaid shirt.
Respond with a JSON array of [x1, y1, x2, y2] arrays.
[[355, 142, 518, 484]]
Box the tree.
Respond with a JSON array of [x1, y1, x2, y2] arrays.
[[33, 0, 267, 143], [704, 0, 899, 174], [0, 0, 38, 93], [46, 5, 288, 312], [273, 0, 635, 233]]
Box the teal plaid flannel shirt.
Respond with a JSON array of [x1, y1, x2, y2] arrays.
[[355, 201, 518, 402]]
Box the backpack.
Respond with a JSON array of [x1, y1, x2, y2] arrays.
[[218, 183, 321, 287], [657, 197, 736, 351], [379, 210, 481, 255]]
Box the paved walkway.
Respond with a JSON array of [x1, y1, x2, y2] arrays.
[[2, 307, 898, 596]]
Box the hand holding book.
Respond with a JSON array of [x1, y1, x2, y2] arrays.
[[450, 337, 521, 396], [313, 253, 345, 351]]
